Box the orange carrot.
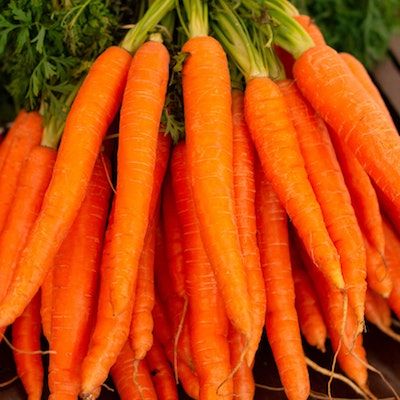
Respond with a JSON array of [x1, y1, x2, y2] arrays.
[[109, 40, 169, 316], [279, 79, 366, 328], [364, 236, 392, 298], [293, 45, 400, 212], [12, 293, 43, 400], [182, 5, 252, 338], [294, 15, 326, 46], [0, 111, 43, 232], [110, 342, 157, 400], [365, 289, 391, 329], [256, 166, 309, 400], [40, 270, 53, 342], [0, 47, 131, 327], [290, 247, 327, 352], [0, 146, 55, 342], [172, 142, 233, 399], [232, 89, 266, 364], [48, 156, 111, 400], [146, 340, 178, 400]]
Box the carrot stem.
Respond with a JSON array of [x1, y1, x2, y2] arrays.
[[182, 0, 208, 37]]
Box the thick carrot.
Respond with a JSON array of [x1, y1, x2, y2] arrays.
[[365, 289, 391, 329], [0, 146, 56, 341], [109, 40, 169, 316], [329, 130, 385, 256], [82, 128, 169, 395], [339, 52, 394, 127], [182, 34, 252, 338], [256, 166, 309, 400], [0, 111, 43, 232], [146, 340, 178, 400], [172, 142, 233, 399], [110, 342, 157, 400], [232, 89, 266, 364], [279, 79, 366, 328], [12, 293, 43, 400], [290, 247, 327, 352], [293, 45, 400, 210], [364, 236, 392, 298], [48, 156, 111, 400], [0, 47, 131, 327]]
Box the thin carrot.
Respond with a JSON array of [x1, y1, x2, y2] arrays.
[[110, 342, 157, 400], [329, 130, 385, 256], [0, 46, 131, 328], [0, 111, 43, 232], [146, 340, 178, 400], [294, 15, 325, 46], [48, 156, 112, 400], [290, 246, 327, 352], [232, 89, 266, 364], [109, 39, 169, 316], [279, 79, 366, 329], [256, 166, 309, 400], [172, 142, 233, 398], [365, 289, 391, 329], [40, 270, 53, 343], [12, 293, 43, 400], [181, 1, 252, 338]]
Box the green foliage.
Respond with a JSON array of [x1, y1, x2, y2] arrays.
[[292, 0, 400, 69]]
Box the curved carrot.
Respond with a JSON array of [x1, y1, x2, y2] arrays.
[[146, 340, 178, 400], [245, 76, 343, 290], [172, 142, 233, 399], [256, 167, 309, 400], [279, 79, 366, 328], [0, 146, 55, 343], [365, 289, 391, 329], [293, 45, 400, 212], [232, 89, 266, 364], [182, 35, 252, 338], [48, 156, 111, 400], [291, 247, 327, 352], [0, 46, 131, 328], [0, 111, 43, 232], [329, 130, 385, 256], [12, 293, 43, 400], [110, 342, 157, 400], [109, 40, 169, 316]]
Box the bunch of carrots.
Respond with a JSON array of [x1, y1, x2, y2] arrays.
[[1, 0, 400, 399]]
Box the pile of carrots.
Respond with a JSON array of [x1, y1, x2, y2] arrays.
[[1, 0, 400, 399]]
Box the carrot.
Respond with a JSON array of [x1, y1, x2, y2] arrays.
[[365, 289, 391, 329], [329, 130, 385, 256], [181, 1, 252, 338], [0, 111, 43, 232], [152, 296, 199, 399], [279, 79, 366, 329], [0, 146, 56, 342], [0, 46, 131, 328], [214, 3, 344, 290], [339, 52, 394, 127], [232, 89, 266, 364], [48, 156, 111, 400], [110, 342, 157, 400], [129, 131, 171, 360], [290, 246, 327, 352], [256, 166, 309, 400], [364, 236, 392, 298], [82, 128, 170, 396], [146, 340, 178, 400], [40, 270, 53, 342], [293, 44, 400, 211], [172, 141, 233, 399], [294, 15, 326, 46], [12, 293, 43, 400], [109, 39, 169, 316]]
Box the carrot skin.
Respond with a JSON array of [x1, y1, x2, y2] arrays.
[[245, 76, 343, 289], [182, 36, 252, 338], [110, 41, 169, 316], [12, 293, 43, 400], [48, 156, 111, 399], [365, 289, 391, 329], [0, 46, 131, 328], [256, 168, 310, 400], [41, 269, 53, 342]]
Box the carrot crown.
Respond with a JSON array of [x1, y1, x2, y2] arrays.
[[241, 0, 299, 17], [121, 0, 175, 53], [178, 0, 209, 38]]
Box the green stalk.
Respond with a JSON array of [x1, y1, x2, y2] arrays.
[[121, 0, 175, 53], [182, 0, 208, 37]]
